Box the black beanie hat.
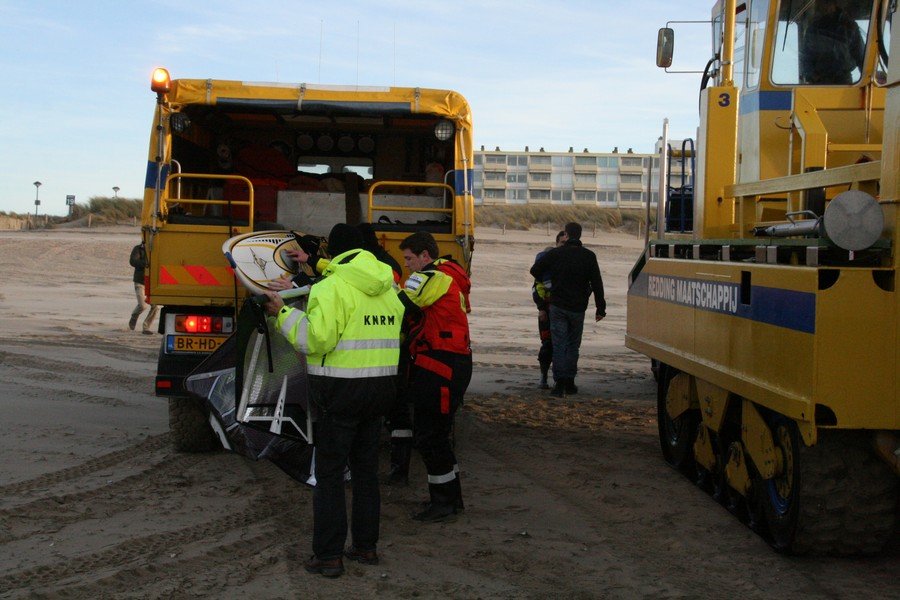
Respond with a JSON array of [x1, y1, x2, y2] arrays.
[[328, 223, 364, 256], [356, 222, 379, 251]]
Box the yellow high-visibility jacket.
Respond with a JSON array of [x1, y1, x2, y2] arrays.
[[275, 249, 404, 378]]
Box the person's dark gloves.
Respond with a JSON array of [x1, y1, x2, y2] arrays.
[[296, 234, 321, 261]]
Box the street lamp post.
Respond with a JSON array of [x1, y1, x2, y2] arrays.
[[33, 181, 42, 217], [112, 186, 120, 199]]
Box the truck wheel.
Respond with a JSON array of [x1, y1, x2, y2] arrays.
[[168, 396, 218, 453], [763, 423, 898, 555], [763, 416, 801, 552], [657, 364, 699, 472]]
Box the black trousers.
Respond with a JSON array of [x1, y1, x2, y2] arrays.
[[410, 351, 472, 488], [309, 375, 394, 560]]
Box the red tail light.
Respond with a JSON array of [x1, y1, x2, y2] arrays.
[[175, 315, 223, 333]]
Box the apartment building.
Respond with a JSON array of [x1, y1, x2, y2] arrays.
[[473, 144, 693, 210]]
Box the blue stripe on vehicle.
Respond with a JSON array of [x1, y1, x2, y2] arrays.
[[453, 169, 475, 195], [740, 90, 792, 115], [144, 161, 170, 190], [738, 285, 815, 333], [629, 272, 815, 334]]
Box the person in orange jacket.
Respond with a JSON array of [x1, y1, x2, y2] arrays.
[[395, 231, 472, 522]]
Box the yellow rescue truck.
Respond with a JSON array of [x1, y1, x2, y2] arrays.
[[627, 0, 899, 554], [141, 69, 475, 452]]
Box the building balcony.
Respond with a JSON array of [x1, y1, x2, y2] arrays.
[[618, 199, 644, 209], [527, 162, 552, 172], [483, 182, 508, 191], [618, 181, 644, 192], [573, 163, 598, 173], [529, 180, 551, 190], [618, 162, 643, 173], [573, 180, 597, 191]]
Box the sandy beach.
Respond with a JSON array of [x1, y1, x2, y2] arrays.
[[0, 226, 897, 599]]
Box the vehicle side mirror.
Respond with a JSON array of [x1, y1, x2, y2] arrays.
[[656, 27, 674, 68]]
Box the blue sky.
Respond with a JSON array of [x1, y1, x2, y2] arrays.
[[0, 1, 714, 216]]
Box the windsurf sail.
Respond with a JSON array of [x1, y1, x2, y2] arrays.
[[184, 288, 314, 482]]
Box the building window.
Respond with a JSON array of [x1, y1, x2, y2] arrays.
[[598, 191, 617, 205], [620, 191, 643, 202], [507, 173, 527, 184], [483, 189, 505, 200], [485, 155, 506, 165], [575, 156, 596, 166], [507, 155, 528, 166], [551, 190, 573, 203], [598, 156, 618, 168], [474, 155, 483, 165], [575, 173, 597, 185], [530, 155, 551, 166], [530, 172, 551, 182], [484, 171, 506, 182], [551, 155, 573, 168], [506, 189, 527, 203], [621, 174, 643, 184], [551, 172, 573, 187], [530, 189, 551, 201], [621, 156, 643, 167], [598, 173, 617, 188], [575, 191, 597, 202]]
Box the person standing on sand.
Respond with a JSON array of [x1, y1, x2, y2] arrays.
[[529, 222, 605, 397], [129, 241, 159, 334], [532, 230, 566, 389], [398, 231, 472, 522], [262, 223, 404, 578]]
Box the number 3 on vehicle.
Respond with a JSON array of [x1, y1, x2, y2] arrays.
[[718, 93, 730, 107]]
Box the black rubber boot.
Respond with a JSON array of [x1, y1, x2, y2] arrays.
[[384, 438, 411, 486], [413, 483, 457, 523], [564, 377, 578, 395], [550, 379, 565, 397]]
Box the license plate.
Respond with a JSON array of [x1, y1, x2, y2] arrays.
[[168, 335, 226, 353]]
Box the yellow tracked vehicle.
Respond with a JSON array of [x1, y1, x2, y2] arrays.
[[140, 69, 474, 452], [627, 0, 899, 554]]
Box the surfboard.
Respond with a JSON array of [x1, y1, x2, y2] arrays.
[[222, 230, 307, 294]]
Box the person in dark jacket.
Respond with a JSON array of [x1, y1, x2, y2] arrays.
[[128, 242, 159, 334], [799, 0, 866, 85], [529, 222, 605, 397], [532, 230, 566, 389]]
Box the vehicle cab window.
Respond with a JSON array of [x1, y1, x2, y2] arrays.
[[772, 0, 871, 85]]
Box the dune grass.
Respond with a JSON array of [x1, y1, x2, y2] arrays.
[[475, 204, 653, 234], [5, 198, 654, 233]]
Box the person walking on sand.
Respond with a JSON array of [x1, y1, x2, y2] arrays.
[[129, 241, 159, 334], [262, 223, 404, 578], [532, 230, 566, 389], [529, 222, 605, 397]]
